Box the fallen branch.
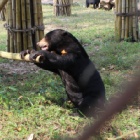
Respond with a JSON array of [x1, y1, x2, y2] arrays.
[[0, 51, 41, 63]]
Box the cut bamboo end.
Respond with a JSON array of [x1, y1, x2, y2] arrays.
[[0, 51, 41, 63]]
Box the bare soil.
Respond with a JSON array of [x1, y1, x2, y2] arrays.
[[0, 60, 40, 75]]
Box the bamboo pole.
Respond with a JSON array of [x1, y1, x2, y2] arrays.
[[115, 0, 122, 41], [37, 0, 44, 40], [0, 51, 41, 63], [16, 0, 22, 52], [26, 0, 33, 50], [136, 0, 139, 40], [128, 0, 132, 39], [115, 0, 139, 41], [5, 0, 44, 53], [60, 0, 63, 16], [21, 0, 28, 50], [54, 0, 71, 16], [0, 0, 8, 12], [12, 0, 17, 52], [124, 0, 129, 39], [121, 0, 125, 40], [7, 0, 14, 52], [6, 1, 10, 52], [9, 0, 14, 52], [56, 0, 59, 16], [33, 0, 39, 43], [132, 0, 137, 41], [115, 0, 118, 40]]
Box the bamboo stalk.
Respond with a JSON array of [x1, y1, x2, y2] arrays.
[[115, 0, 139, 41], [6, 0, 10, 52], [56, 0, 58, 16], [125, 0, 129, 39], [59, 0, 62, 16], [64, 0, 68, 16], [128, 0, 132, 39], [135, 0, 139, 40], [21, 0, 28, 50], [16, 0, 22, 52], [0, 0, 8, 12], [116, 0, 122, 41], [54, 0, 56, 16], [5, 0, 44, 53], [132, 0, 137, 41], [115, 0, 118, 39], [33, 0, 39, 44], [54, 0, 71, 16], [12, 0, 17, 52], [57, 0, 60, 16], [0, 51, 41, 62], [62, 0, 66, 15], [37, 0, 44, 41], [26, 0, 33, 50], [121, 0, 125, 40], [9, 0, 14, 52]]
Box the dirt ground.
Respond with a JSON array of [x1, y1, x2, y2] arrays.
[[0, 60, 41, 75]]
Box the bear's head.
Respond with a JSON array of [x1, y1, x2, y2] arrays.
[[37, 29, 88, 57]]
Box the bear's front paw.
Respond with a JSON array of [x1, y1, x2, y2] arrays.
[[29, 51, 45, 63], [20, 50, 31, 59]]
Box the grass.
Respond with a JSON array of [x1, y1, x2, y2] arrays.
[[0, 2, 140, 140]]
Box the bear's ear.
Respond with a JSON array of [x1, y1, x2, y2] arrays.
[[62, 31, 68, 36]]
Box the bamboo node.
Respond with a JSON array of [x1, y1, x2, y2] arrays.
[[115, 11, 140, 17], [4, 23, 45, 34]]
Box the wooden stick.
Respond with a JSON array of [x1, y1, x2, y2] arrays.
[[0, 51, 41, 63], [0, 0, 8, 12]]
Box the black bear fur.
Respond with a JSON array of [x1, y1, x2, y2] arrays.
[[86, 0, 100, 9], [21, 29, 105, 117]]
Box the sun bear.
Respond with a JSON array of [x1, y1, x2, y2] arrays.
[[86, 0, 100, 9], [20, 29, 106, 117]]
